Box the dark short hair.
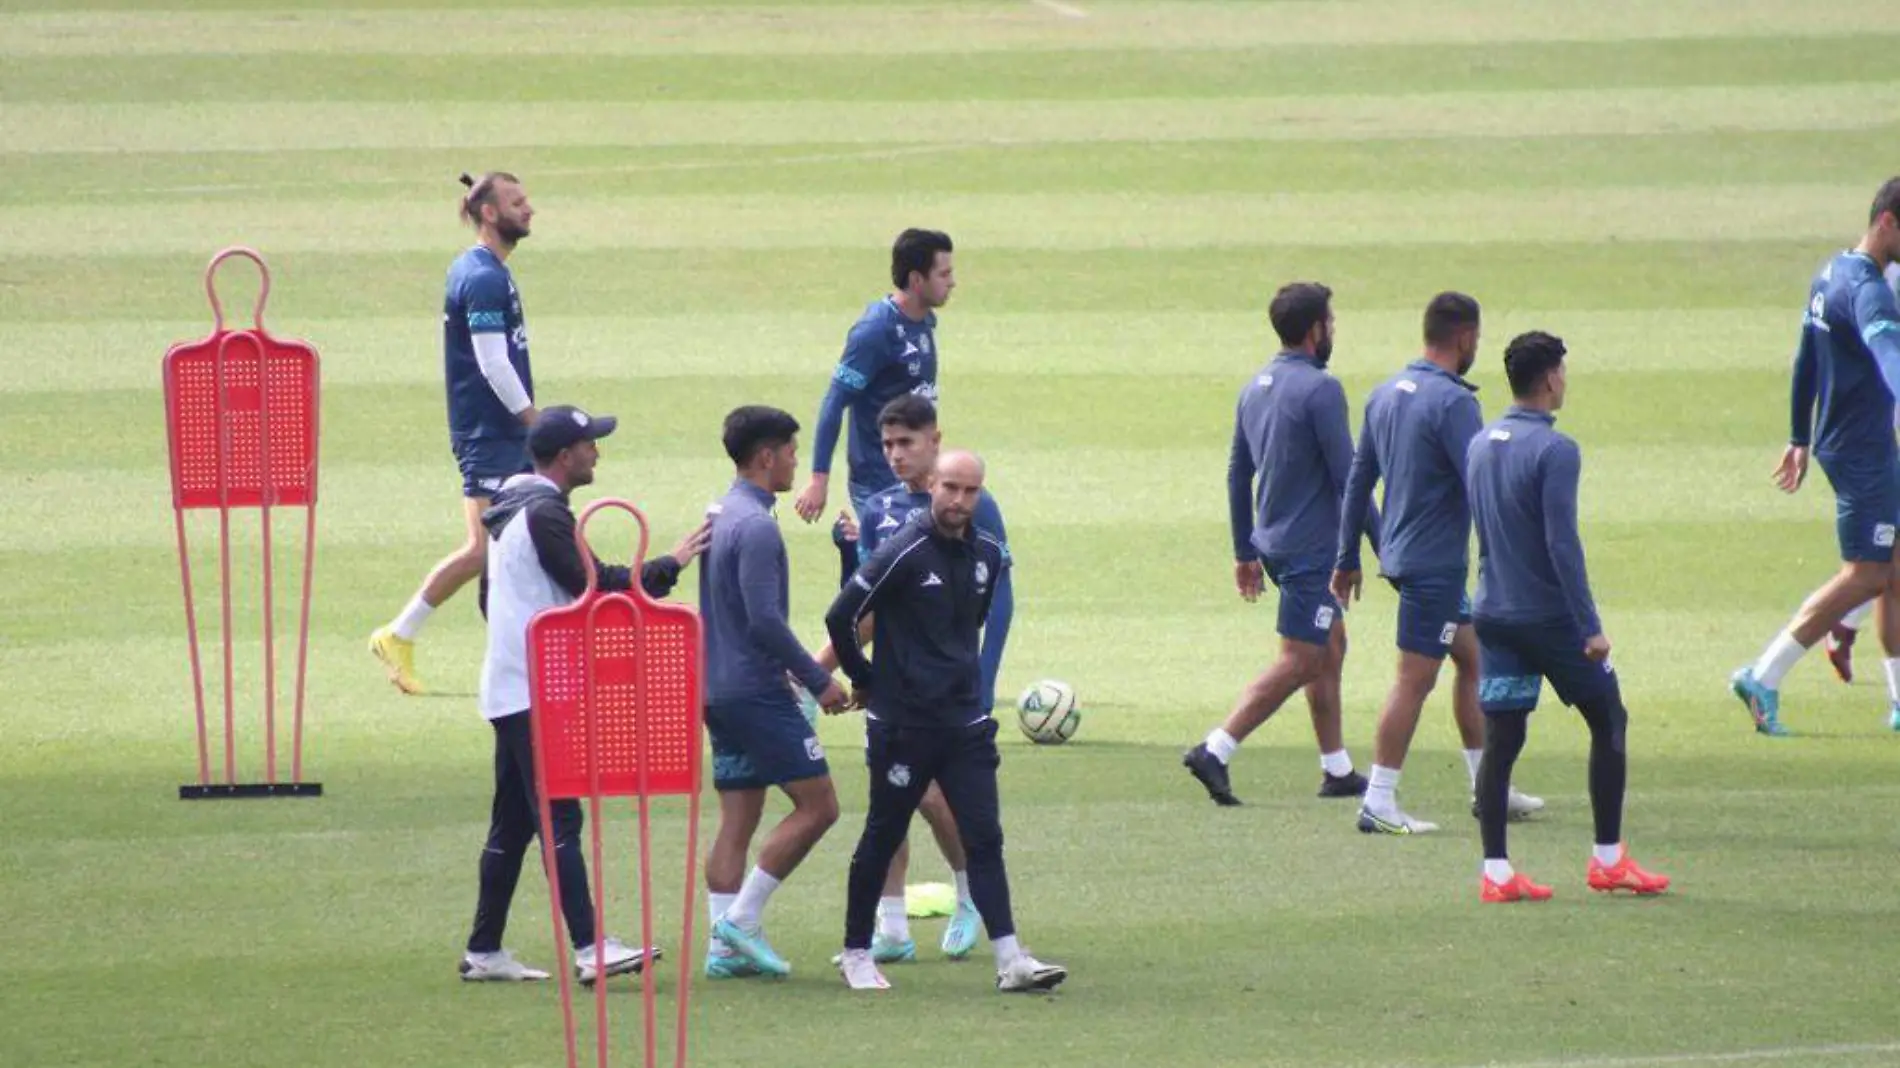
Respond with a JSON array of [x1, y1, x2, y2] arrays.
[[1503, 331, 1568, 398], [891, 229, 953, 290], [1872, 177, 1900, 225], [722, 405, 800, 466], [458, 171, 519, 227], [1423, 291, 1481, 346], [878, 394, 938, 432], [1267, 282, 1333, 348]]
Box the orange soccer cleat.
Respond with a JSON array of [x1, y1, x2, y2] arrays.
[[1588, 851, 1671, 896], [1480, 872, 1553, 903]]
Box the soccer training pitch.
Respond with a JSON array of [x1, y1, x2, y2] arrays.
[[4, 2, 1899, 1066]]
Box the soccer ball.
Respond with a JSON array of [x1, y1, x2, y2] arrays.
[[1016, 680, 1080, 745]]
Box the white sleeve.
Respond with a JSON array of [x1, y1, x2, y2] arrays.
[[472, 332, 532, 415]]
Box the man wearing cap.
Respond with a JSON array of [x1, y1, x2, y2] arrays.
[[460, 404, 713, 983]]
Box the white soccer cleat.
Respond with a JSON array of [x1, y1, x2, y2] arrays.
[[837, 948, 891, 991], [996, 952, 1067, 993], [575, 937, 661, 985], [1507, 788, 1546, 820], [459, 949, 550, 982], [1356, 806, 1440, 835]]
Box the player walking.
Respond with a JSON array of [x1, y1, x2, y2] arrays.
[[1332, 293, 1543, 834], [372, 172, 539, 694], [1733, 179, 1900, 734], [1184, 282, 1371, 806]]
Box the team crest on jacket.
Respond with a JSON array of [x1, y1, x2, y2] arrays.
[[975, 561, 990, 587]]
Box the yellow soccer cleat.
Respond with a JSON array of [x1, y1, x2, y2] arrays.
[[369, 627, 425, 695]]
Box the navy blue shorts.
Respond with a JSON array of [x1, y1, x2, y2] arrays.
[[1264, 556, 1339, 646], [1817, 453, 1898, 563], [1387, 570, 1471, 660], [704, 690, 829, 792], [1473, 617, 1619, 715], [453, 436, 531, 499]]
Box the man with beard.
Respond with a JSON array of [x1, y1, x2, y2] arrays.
[[1332, 293, 1544, 834], [826, 450, 1065, 994], [1184, 282, 1374, 806], [462, 405, 711, 982], [372, 171, 541, 695]]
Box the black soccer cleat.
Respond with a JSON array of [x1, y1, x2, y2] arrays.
[[1183, 744, 1242, 806], [1317, 770, 1368, 799]]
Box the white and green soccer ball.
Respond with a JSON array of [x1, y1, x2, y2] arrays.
[[1016, 679, 1080, 745]]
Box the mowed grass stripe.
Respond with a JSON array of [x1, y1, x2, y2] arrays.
[[4, 185, 1866, 256], [1, 1, 1886, 56], [7, 85, 1898, 153], [6, 36, 1895, 104], [0, 440, 1826, 554], [0, 241, 1839, 323], [0, 310, 1810, 394], [9, 133, 1896, 204]]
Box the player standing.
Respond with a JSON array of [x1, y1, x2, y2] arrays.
[[1465, 332, 1668, 903], [700, 407, 850, 979], [1733, 179, 1900, 735], [371, 172, 539, 694], [818, 396, 1009, 963], [1184, 282, 1372, 806], [1332, 293, 1543, 834], [793, 229, 954, 571], [826, 451, 1065, 993]]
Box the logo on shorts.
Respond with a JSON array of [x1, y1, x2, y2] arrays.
[[1439, 623, 1457, 645], [476, 476, 503, 493], [1877, 523, 1895, 548], [887, 763, 911, 788], [805, 737, 825, 761], [1314, 605, 1335, 630], [922, 572, 943, 588]]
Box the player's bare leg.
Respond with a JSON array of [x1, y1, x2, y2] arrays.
[[1734, 560, 1891, 735], [1878, 578, 1900, 730], [712, 775, 840, 977], [704, 788, 766, 977], [370, 497, 490, 695], [1184, 630, 1332, 806], [1303, 621, 1365, 797], [1828, 599, 1874, 682], [1358, 648, 1443, 833]]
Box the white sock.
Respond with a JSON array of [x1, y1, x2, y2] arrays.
[[391, 594, 434, 641], [1204, 728, 1239, 765], [1843, 601, 1875, 631], [1752, 630, 1807, 689], [877, 896, 911, 942], [953, 869, 971, 902], [708, 891, 736, 942], [1483, 859, 1515, 883], [1592, 843, 1623, 866], [1319, 749, 1353, 778], [1884, 660, 1900, 705], [1364, 765, 1400, 814], [725, 867, 781, 930], [991, 933, 1020, 969], [1462, 749, 1484, 788]]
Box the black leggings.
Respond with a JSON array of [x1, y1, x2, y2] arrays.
[[1477, 694, 1628, 860]]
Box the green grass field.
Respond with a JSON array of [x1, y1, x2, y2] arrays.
[[6, 2, 1900, 1066]]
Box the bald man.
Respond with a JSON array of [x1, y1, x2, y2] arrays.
[[824, 452, 1066, 994]]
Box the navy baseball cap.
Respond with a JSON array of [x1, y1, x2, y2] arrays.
[[528, 405, 617, 461]]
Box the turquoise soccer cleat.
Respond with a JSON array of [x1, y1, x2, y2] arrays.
[[941, 898, 981, 960], [1729, 667, 1789, 737], [711, 917, 791, 977], [704, 942, 763, 980], [1889, 703, 1900, 732]]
